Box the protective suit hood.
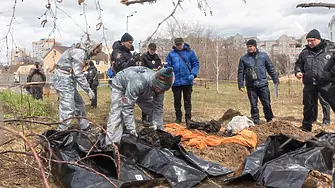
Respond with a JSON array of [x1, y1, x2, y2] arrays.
[[76, 39, 102, 57]]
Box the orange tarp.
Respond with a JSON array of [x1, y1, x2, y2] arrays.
[[164, 123, 258, 149]]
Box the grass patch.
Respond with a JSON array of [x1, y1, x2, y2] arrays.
[[0, 90, 56, 118]]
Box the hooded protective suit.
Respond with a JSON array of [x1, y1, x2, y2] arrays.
[[106, 66, 174, 144], [52, 39, 101, 130]]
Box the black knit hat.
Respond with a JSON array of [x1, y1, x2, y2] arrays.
[[148, 43, 157, 50], [153, 67, 174, 91], [246, 39, 257, 47], [306, 29, 321, 39], [121, 33, 134, 42]]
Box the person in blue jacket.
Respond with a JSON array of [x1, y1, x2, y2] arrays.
[[237, 39, 279, 125], [166, 37, 200, 124]]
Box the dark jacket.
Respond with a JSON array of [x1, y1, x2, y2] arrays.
[[238, 50, 279, 89], [27, 67, 46, 88], [295, 39, 335, 85], [111, 41, 135, 73], [165, 43, 200, 86], [141, 52, 162, 69], [86, 65, 99, 88]]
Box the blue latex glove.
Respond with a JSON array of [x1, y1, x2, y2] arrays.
[[188, 74, 194, 81]]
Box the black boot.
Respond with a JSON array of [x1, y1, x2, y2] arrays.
[[142, 112, 150, 125]]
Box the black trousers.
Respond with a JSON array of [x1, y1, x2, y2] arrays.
[[172, 85, 193, 121], [312, 93, 330, 123], [303, 84, 333, 128], [30, 87, 43, 100], [90, 87, 97, 107], [246, 85, 274, 122]]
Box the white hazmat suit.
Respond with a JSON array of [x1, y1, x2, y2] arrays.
[[106, 66, 174, 144], [52, 39, 101, 130]]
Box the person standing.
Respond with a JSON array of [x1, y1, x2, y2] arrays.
[[141, 43, 162, 70], [26, 61, 46, 100], [86, 61, 99, 108], [139, 42, 163, 124], [237, 39, 279, 125], [111, 33, 141, 74], [295, 29, 335, 131], [166, 37, 200, 125]]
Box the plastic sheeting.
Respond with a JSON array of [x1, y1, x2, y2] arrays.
[[165, 123, 258, 149], [229, 133, 335, 188], [120, 129, 233, 188], [42, 129, 233, 188], [42, 130, 155, 188]]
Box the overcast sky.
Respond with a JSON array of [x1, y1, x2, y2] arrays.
[[0, 0, 334, 62]]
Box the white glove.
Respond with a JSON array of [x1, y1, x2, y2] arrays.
[[149, 124, 157, 130], [129, 130, 138, 137], [88, 89, 95, 100]]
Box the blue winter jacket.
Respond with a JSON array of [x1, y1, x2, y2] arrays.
[[237, 51, 279, 89], [107, 67, 114, 78], [165, 43, 200, 86], [107, 67, 114, 86]]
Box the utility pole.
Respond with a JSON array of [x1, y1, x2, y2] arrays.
[[216, 37, 219, 93], [126, 11, 137, 32]]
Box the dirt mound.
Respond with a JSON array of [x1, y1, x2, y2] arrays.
[[218, 108, 243, 124], [187, 142, 251, 171], [187, 119, 221, 133], [138, 128, 182, 149], [249, 120, 316, 145], [186, 108, 243, 133]]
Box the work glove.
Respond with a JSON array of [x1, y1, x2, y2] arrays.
[[132, 52, 141, 63], [88, 88, 95, 100], [188, 74, 195, 81], [149, 124, 157, 130], [129, 130, 138, 137]]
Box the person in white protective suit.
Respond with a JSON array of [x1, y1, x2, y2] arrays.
[[106, 66, 174, 144], [52, 39, 103, 130]]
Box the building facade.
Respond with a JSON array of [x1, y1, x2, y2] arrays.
[[32, 38, 61, 61], [11, 47, 29, 65]]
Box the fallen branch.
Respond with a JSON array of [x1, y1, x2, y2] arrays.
[[296, 2, 335, 8]]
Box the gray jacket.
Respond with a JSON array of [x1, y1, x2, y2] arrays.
[[56, 46, 91, 93], [113, 66, 164, 130]]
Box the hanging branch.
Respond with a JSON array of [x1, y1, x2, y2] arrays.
[[80, 1, 90, 35], [57, 6, 86, 33], [93, 0, 111, 56], [121, 0, 158, 6], [296, 2, 335, 9], [147, 0, 182, 42]]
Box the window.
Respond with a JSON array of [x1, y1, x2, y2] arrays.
[[96, 60, 100, 65]]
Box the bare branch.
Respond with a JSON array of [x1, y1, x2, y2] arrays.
[[148, 0, 182, 41], [121, 0, 158, 6], [0, 126, 50, 188], [296, 2, 335, 8]]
